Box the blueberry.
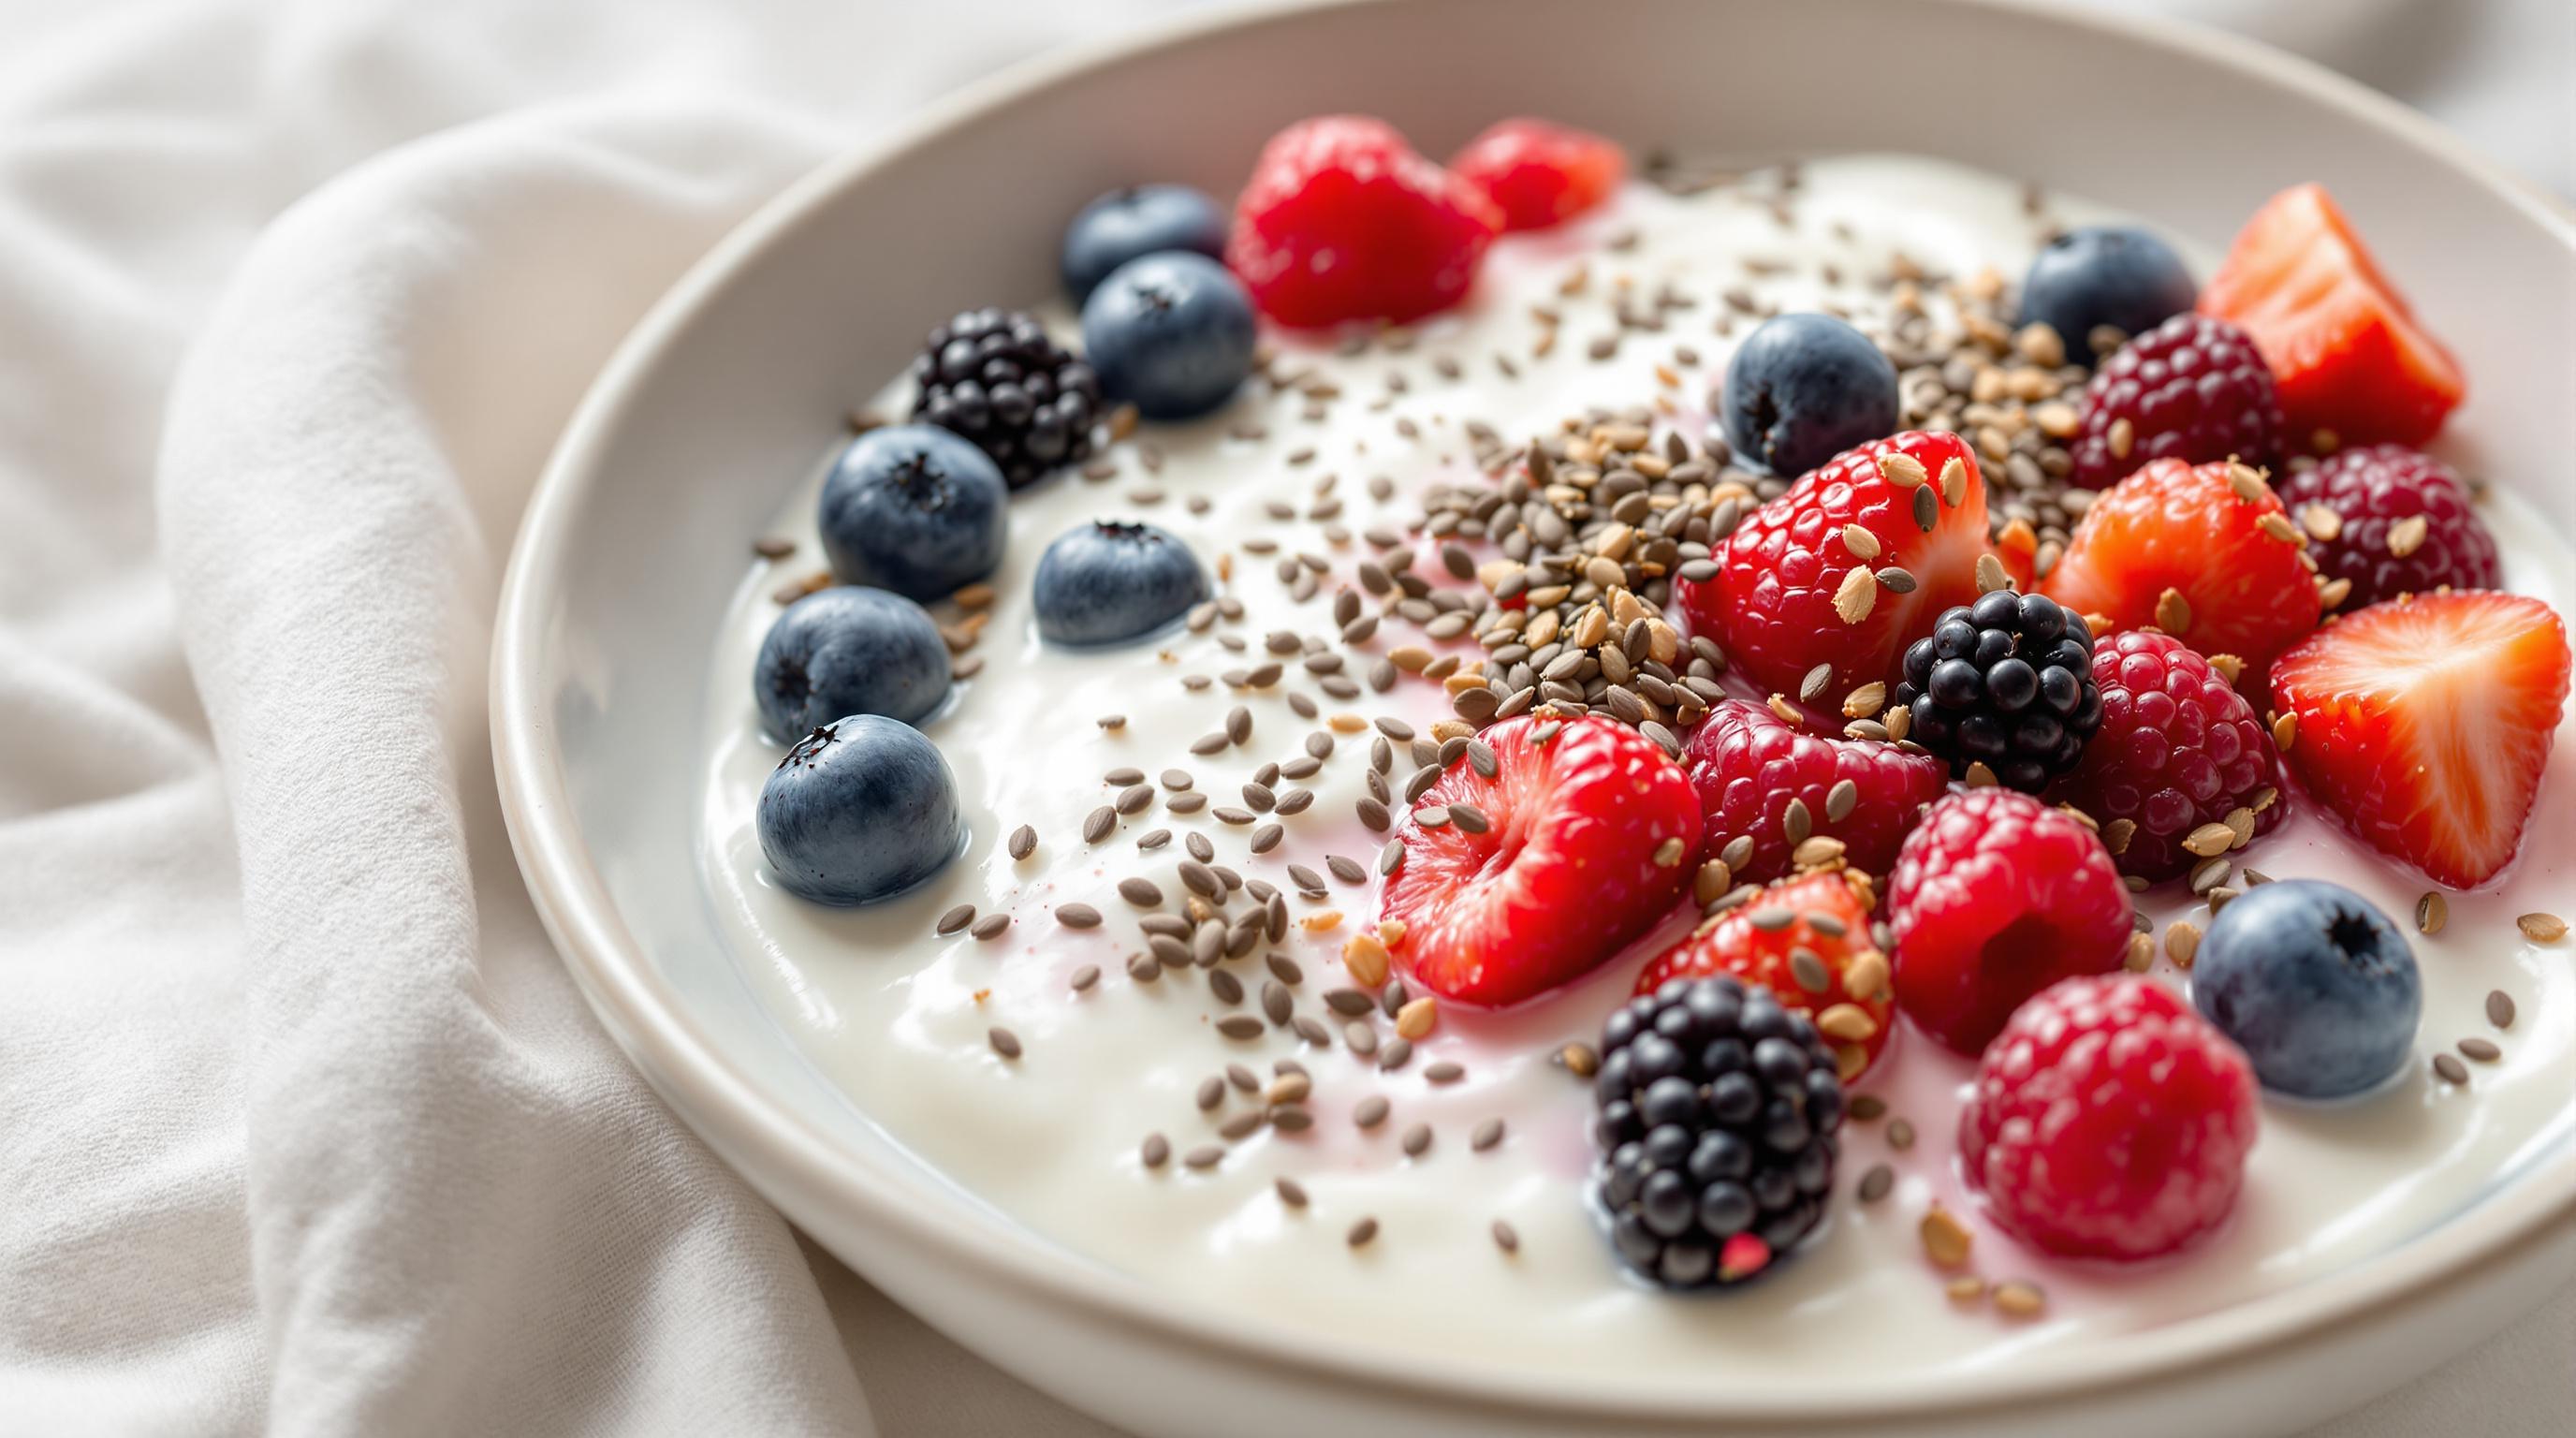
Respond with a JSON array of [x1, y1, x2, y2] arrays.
[[1031, 520, 1208, 645], [1720, 313, 1899, 476], [756, 715, 962, 905], [2192, 879, 2421, 1099], [1080, 253, 1258, 421], [754, 587, 950, 741], [1060, 183, 1228, 302], [817, 425, 1009, 600], [2020, 226, 2196, 360]]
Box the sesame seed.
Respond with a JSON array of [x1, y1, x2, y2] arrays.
[[1993, 1281, 2046, 1318], [1920, 1205, 1972, 1268], [2519, 912, 2569, 943], [2417, 891, 2449, 935]]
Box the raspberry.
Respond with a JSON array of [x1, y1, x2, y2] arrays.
[[1380, 715, 1697, 1006], [1634, 870, 1895, 1079], [1592, 976, 1844, 1288], [910, 308, 1101, 488], [1887, 789, 2133, 1055], [2040, 457, 2323, 676], [1895, 590, 2104, 793], [1677, 430, 1993, 703], [2070, 313, 2284, 489], [1960, 976, 2259, 1261], [1447, 118, 1625, 232], [1679, 700, 1948, 888], [2047, 631, 2287, 883], [2272, 443, 2499, 609], [1225, 115, 1500, 329]]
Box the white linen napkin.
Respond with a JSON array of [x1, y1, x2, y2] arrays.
[[0, 1, 2564, 1435]]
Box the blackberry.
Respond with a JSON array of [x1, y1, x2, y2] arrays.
[[910, 307, 1102, 489], [1895, 591, 2103, 793], [1591, 976, 1844, 1290]]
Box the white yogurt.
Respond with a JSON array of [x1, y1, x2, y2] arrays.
[[695, 155, 2576, 1380]]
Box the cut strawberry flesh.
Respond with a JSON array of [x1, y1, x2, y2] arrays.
[[1381, 715, 1698, 1006], [2199, 183, 2463, 448], [2271, 592, 2569, 888]]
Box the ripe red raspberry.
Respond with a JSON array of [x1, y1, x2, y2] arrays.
[[1887, 789, 2132, 1055], [2047, 631, 2287, 883], [1677, 430, 1994, 703], [1960, 975, 2259, 1261], [1225, 115, 1500, 329], [1381, 715, 1697, 1006], [2272, 443, 2499, 609], [2071, 314, 2285, 489], [1680, 700, 1949, 887], [1448, 117, 1625, 231]]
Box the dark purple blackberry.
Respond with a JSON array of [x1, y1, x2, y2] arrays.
[[1591, 976, 1843, 1290], [910, 307, 1102, 488], [1895, 590, 2103, 794]]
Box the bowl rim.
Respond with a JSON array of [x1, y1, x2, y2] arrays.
[[492, 0, 2576, 1421]]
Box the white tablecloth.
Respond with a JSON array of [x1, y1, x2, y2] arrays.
[[1, 0, 2565, 1433]]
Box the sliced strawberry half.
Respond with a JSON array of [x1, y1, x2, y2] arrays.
[[1634, 870, 1895, 1079], [2198, 183, 2464, 448], [1381, 714, 1698, 1006], [2270, 592, 2569, 888], [2041, 457, 2323, 676], [1677, 430, 1993, 704]]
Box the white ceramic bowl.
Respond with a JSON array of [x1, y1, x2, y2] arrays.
[[491, 2, 2576, 1432]]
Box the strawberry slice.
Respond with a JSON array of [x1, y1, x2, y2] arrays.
[[1634, 870, 1895, 1079], [2270, 592, 2569, 888], [2198, 183, 2464, 448], [1448, 118, 1626, 232], [1677, 431, 1992, 704], [2041, 457, 2322, 676], [1381, 715, 1698, 1006]]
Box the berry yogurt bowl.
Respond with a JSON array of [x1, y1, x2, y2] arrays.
[[494, 3, 2576, 1434]]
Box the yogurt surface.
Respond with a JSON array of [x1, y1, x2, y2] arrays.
[[695, 155, 2576, 1380]]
